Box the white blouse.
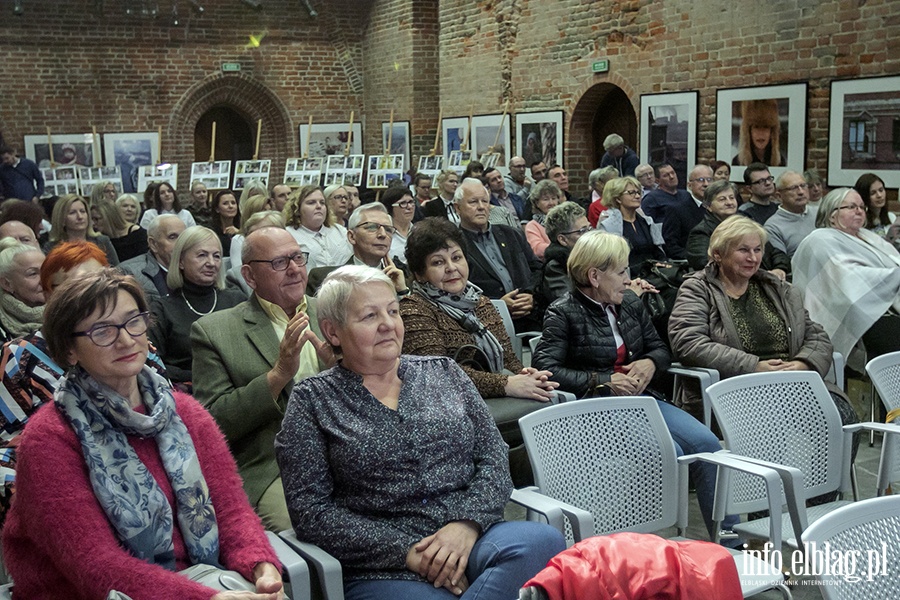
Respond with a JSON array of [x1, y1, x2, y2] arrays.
[[287, 224, 353, 270]]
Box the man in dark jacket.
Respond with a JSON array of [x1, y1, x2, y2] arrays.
[[599, 134, 639, 177], [0, 146, 44, 203]]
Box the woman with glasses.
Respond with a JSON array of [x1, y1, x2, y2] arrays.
[[149, 227, 245, 388], [423, 170, 461, 224], [401, 218, 557, 402], [284, 185, 353, 271], [598, 176, 667, 270], [792, 188, 900, 362], [379, 186, 416, 263], [3, 269, 285, 599], [524, 180, 563, 259], [324, 184, 351, 227], [540, 202, 592, 303]]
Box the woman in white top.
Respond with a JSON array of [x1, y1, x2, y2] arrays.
[[283, 184, 352, 271], [379, 186, 415, 264], [139, 183, 197, 230], [854, 173, 897, 238]]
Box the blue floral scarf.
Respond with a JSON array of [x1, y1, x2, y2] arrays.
[[54, 366, 220, 570]]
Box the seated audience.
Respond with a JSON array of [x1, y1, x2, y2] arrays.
[[0, 238, 45, 341], [186, 180, 212, 228], [275, 265, 566, 599], [641, 163, 692, 223], [548, 165, 587, 209], [599, 176, 667, 270], [413, 172, 434, 206], [635, 162, 657, 197], [3, 269, 283, 599], [599, 133, 639, 177], [540, 202, 591, 303], [670, 216, 858, 437], [116, 193, 142, 226], [149, 226, 244, 386], [531, 231, 737, 542], [710, 160, 731, 182], [504, 156, 533, 198], [44, 194, 120, 265], [283, 184, 352, 271], [228, 193, 275, 289], [686, 180, 790, 279], [89, 179, 118, 206], [423, 170, 461, 225], [119, 214, 187, 301], [486, 167, 526, 221], [660, 164, 710, 259], [401, 218, 557, 400], [91, 199, 148, 262], [737, 163, 779, 225], [531, 161, 548, 183], [139, 182, 197, 230], [854, 172, 896, 238], [524, 179, 563, 259], [209, 189, 240, 257], [586, 166, 617, 226], [0, 199, 46, 245], [764, 170, 817, 258], [0, 219, 39, 249], [463, 160, 485, 182], [379, 186, 416, 263], [325, 184, 351, 227], [792, 188, 900, 361], [191, 226, 334, 532], [804, 169, 826, 207]]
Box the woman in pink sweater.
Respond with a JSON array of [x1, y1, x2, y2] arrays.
[[2, 269, 284, 600]]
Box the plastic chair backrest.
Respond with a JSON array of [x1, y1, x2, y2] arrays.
[[707, 371, 844, 514], [865, 350, 900, 484], [803, 495, 900, 600], [490, 298, 523, 360], [518, 397, 679, 536]]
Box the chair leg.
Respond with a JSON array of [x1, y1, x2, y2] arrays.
[[869, 382, 878, 447], [775, 582, 793, 599]]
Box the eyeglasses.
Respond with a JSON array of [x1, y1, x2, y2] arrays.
[[395, 200, 416, 209], [248, 251, 309, 271], [73, 312, 150, 347], [779, 183, 809, 193], [510, 163, 526, 169], [356, 222, 397, 235], [621, 190, 641, 197], [331, 194, 349, 201], [835, 204, 866, 212], [690, 177, 714, 184], [751, 175, 775, 185], [562, 225, 593, 236]]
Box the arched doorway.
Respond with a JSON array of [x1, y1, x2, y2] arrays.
[[194, 106, 254, 164], [591, 86, 637, 166]]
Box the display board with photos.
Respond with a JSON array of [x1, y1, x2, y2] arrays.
[[417, 155, 445, 179], [284, 157, 324, 187], [366, 155, 405, 189], [323, 155, 364, 187], [190, 161, 232, 190], [40, 166, 80, 198], [78, 166, 123, 197], [447, 150, 472, 175], [137, 164, 179, 194], [233, 160, 272, 191]]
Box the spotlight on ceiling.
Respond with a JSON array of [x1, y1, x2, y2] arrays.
[[13, 0, 24, 16], [300, 0, 316, 17]]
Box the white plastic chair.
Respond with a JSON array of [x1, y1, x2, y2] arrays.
[[278, 529, 345, 600], [802, 495, 900, 599], [865, 350, 900, 495], [490, 298, 540, 363], [511, 397, 791, 598], [706, 371, 900, 549]]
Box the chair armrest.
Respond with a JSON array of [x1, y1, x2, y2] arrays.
[[678, 451, 799, 549], [265, 530, 310, 600], [843, 421, 900, 436], [553, 390, 576, 404], [668, 364, 720, 429], [510, 487, 593, 543], [828, 351, 845, 390], [278, 530, 345, 600]]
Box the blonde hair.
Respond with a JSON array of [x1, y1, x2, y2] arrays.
[[115, 194, 140, 225], [708, 215, 768, 260], [283, 185, 336, 229], [165, 226, 225, 290], [601, 176, 641, 209], [49, 195, 99, 242], [241, 210, 285, 236], [92, 201, 129, 236], [567, 230, 630, 288]]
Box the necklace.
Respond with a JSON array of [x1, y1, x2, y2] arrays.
[[182, 288, 217, 316]]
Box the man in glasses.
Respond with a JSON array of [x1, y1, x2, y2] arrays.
[[764, 170, 817, 258], [304, 203, 409, 296], [660, 164, 713, 259], [738, 162, 780, 225], [191, 225, 334, 533]]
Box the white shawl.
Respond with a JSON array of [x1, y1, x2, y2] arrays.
[[791, 228, 900, 357]]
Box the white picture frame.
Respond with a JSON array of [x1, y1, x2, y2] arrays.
[[515, 110, 564, 169], [366, 154, 404, 189], [639, 92, 698, 190], [442, 117, 470, 163], [189, 161, 233, 190], [299, 123, 363, 158], [233, 160, 272, 191], [416, 155, 445, 180], [284, 157, 324, 187], [137, 164, 178, 194], [102, 132, 159, 193], [24, 133, 97, 169], [323, 154, 364, 187], [78, 165, 123, 197], [40, 166, 80, 198], [471, 113, 511, 174]]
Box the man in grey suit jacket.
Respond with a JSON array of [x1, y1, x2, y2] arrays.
[[118, 215, 186, 300], [191, 226, 333, 532]]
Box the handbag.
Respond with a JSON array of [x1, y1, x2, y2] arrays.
[[106, 564, 286, 599]]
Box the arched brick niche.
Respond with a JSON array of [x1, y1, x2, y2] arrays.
[[168, 73, 293, 191]]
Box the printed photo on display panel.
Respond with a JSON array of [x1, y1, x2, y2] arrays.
[[381, 122, 410, 173], [284, 157, 324, 187], [442, 117, 470, 162], [190, 161, 232, 190]]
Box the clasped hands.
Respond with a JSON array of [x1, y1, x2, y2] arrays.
[[505, 367, 558, 401], [406, 521, 480, 596], [604, 358, 656, 396], [500, 288, 534, 319]]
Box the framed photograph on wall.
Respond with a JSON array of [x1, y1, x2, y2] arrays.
[[103, 132, 159, 193], [299, 123, 363, 158], [827, 74, 900, 188], [442, 117, 470, 161], [382, 122, 410, 173], [515, 111, 564, 169], [23, 133, 97, 170], [639, 91, 698, 189], [471, 114, 511, 172], [716, 83, 808, 182]]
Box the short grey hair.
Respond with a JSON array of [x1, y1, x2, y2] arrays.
[[316, 265, 395, 329], [323, 184, 346, 200], [166, 226, 226, 290], [703, 180, 740, 207], [528, 179, 563, 209], [815, 188, 854, 229], [544, 202, 586, 241], [453, 178, 484, 203], [635, 163, 654, 177], [347, 202, 390, 230], [603, 133, 624, 151], [148, 214, 183, 240], [0, 237, 40, 278], [775, 170, 802, 190], [589, 166, 618, 187]]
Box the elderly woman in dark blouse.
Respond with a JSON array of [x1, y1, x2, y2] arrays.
[[275, 265, 564, 600]]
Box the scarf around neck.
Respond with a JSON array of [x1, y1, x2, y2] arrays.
[[0, 291, 43, 337], [54, 365, 220, 570], [413, 280, 505, 373]]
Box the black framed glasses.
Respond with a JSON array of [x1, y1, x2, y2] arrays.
[[395, 200, 416, 209], [73, 312, 150, 347], [248, 252, 309, 271], [562, 225, 593, 236], [356, 222, 397, 235], [751, 175, 775, 186]]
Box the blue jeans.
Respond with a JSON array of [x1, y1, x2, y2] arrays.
[[344, 521, 566, 600], [656, 399, 739, 539]]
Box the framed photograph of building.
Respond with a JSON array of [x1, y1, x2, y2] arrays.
[[639, 91, 698, 189], [299, 123, 363, 158], [24, 133, 97, 170], [442, 117, 470, 161], [827, 75, 900, 187], [715, 83, 807, 183], [103, 132, 159, 193], [472, 114, 511, 172], [382, 122, 410, 173], [515, 110, 564, 169]]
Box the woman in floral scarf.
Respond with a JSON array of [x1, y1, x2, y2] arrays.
[[2, 269, 284, 600]]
